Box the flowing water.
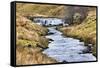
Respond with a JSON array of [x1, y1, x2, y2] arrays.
[[43, 27, 96, 62], [33, 18, 96, 62]]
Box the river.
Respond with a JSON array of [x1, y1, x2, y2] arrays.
[[43, 27, 96, 62], [33, 18, 96, 62]]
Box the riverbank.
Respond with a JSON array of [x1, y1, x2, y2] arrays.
[[16, 14, 57, 65], [59, 10, 96, 56], [43, 27, 96, 62]]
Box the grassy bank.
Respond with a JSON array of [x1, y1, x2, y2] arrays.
[[60, 9, 97, 56], [16, 3, 64, 18], [16, 14, 57, 65]]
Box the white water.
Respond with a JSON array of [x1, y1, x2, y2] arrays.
[[34, 18, 66, 26], [43, 27, 96, 62]]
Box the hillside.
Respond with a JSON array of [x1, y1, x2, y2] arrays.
[[16, 3, 65, 18], [16, 3, 97, 64], [60, 8, 97, 56], [16, 14, 57, 65], [16, 3, 61, 65]]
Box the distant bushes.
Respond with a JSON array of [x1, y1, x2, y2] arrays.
[[73, 13, 82, 24], [64, 6, 88, 25]]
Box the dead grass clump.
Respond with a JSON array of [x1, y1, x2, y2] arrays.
[[16, 46, 57, 65], [60, 9, 97, 56]]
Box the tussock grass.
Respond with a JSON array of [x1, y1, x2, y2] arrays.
[[16, 46, 57, 65], [16, 39, 38, 47], [16, 3, 56, 64], [16, 14, 57, 65], [60, 9, 97, 56]]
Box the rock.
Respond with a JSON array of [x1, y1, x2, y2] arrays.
[[49, 41, 52, 43], [87, 44, 93, 53], [48, 32, 54, 35], [48, 38, 54, 41], [62, 60, 68, 63], [82, 44, 93, 53], [82, 49, 89, 53]]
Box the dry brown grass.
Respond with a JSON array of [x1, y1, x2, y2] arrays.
[[16, 14, 57, 65], [16, 3, 65, 18], [60, 9, 97, 56], [16, 46, 57, 65]]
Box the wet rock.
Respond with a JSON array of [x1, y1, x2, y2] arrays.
[[48, 38, 54, 41], [82, 49, 89, 54], [87, 44, 93, 53], [82, 44, 93, 53], [49, 41, 52, 43], [48, 32, 54, 35], [62, 60, 68, 63]]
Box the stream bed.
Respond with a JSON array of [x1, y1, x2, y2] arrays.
[[43, 27, 96, 62], [33, 17, 96, 63]]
